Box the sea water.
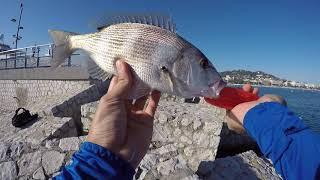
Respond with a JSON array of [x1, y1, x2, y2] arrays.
[[258, 86, 320, 133]]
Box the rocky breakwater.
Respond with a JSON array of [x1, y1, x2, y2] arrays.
[[0, 82, 281, 180], [81, 98, 282, 180], [0, 111, 85, 179]]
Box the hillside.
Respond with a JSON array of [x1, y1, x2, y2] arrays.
[[220, 69, 285, 85], [220, 70, 281, 80]]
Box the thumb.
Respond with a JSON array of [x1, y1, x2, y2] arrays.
[[108, 60, 132, 98], [259, 94, 287, 106]]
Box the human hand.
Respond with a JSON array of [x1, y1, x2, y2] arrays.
[[225, 84, 286, 134], [87, 60, 161, 168]]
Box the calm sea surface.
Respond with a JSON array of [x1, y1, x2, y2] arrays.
[[254, 86, 320, 133]]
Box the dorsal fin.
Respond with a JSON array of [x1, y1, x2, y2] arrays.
[[94, 13, 176, 33]]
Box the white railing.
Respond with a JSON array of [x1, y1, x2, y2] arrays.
[[0, 43, 78, 69]]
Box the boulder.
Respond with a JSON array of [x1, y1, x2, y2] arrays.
[[18, 151, 42, 176], [42, 151, 65, 175], [33, 167, 46, 180], [59, 137, 80, 151], [197, 151, 281, 180], [0, 161, 17, 180]]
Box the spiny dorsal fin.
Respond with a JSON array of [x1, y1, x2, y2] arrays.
[[95, 13, 176, 33]]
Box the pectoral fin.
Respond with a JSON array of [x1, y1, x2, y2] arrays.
[[127, 79, 151, 99]]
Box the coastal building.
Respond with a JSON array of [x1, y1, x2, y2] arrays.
[[290, 81, 297, 87], [270, 80, 283, 86], [261, 80, 271, 86], [305, 84, 315, 88], [225, 75, 232, 81], [256, 74, 263, 78]]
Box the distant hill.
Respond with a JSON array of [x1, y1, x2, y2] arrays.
[[220, 69, 281, 80], [219, 69, 319, 89], [219, 69, 284, 85]]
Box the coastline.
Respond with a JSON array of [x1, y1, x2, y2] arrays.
[[229, 84, 320, 92]]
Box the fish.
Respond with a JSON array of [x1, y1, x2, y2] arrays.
[[48, 15, 226, 99]]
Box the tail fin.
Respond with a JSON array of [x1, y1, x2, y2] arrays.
[[48, 30, 78, 68]]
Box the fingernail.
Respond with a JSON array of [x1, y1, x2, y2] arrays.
[[116, 60, 124, 73]]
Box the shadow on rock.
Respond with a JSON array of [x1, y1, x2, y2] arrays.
[[216, 123, 261, 158], [52, 79, 110, 118], [197, 156, 260, 180], [50, 79, 110, 134], [197, 150, 281, 180], [47, 119, 78, 140]]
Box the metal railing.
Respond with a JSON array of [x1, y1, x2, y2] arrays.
[[0, 43, 78, 70]]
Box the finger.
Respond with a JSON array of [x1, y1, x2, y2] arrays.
[[108, 60, 133, 98], [107, 76, 118, 94], [134, 96, 148, 110], [253, 87, 259, 95], [242, 83, 253, 92], [145, 90, 161, 116], [128, 111, 154, 127], [259, 94, 287, 106]]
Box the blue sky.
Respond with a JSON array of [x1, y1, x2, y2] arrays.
[[1, 0, 319, 83]]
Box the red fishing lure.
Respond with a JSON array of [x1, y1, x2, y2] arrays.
[[204, 87, 259, 110]]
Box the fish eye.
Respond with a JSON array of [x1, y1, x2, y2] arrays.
[[199, 58, 209, 69]]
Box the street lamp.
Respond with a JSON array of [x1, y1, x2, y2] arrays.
[[11, 2, 23, 68], [11, 3, 24, 49]]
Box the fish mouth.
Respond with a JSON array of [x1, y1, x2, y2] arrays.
[[200, 80, 226, 98]]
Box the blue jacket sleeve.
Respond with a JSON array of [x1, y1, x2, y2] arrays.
[[244, 102, 320, 180], [53, 142, 135, 180]]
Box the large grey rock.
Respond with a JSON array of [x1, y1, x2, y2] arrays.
[[42, 151, 65, 175], [17, 175, 28, 180], [33, 167, 46, 180], [18, 151, 42, 176], [157, 158, 178, 176], [136, 153, 158, 180], [0, 91, 280, 180], [59, 137, 80, 151], [9, 141, 27, 158], [135, 100, 224, 179], [197, 151, 281, 180], [0, 161, 17, 180], [153, 144, 176, 155], [0, 142, 9, 162], [181, 117, 192, 126], [158, 113, 168, 124], [193, 118, 202, 130], [182, 175, 200, 180], [152, 123, 173, 143], [45, 138, 59, 149], [0, 115, 78, 146], [156, 156, 194, 179]]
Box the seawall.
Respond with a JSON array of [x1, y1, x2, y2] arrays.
[[0, 67, 91, 111]]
